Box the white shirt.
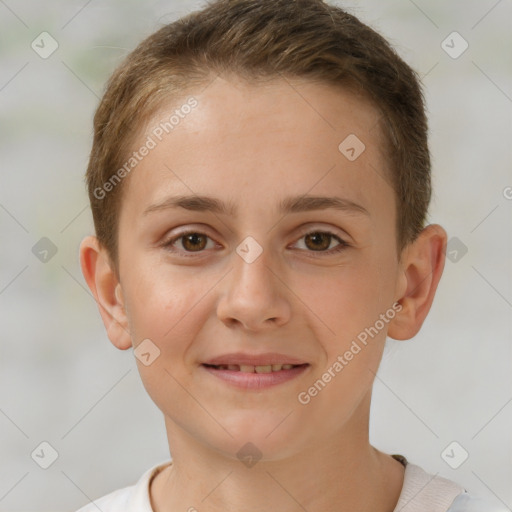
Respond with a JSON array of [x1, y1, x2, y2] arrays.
[[75, 455, 506, 512]]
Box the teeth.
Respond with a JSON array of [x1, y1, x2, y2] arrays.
[[254, 365, 272, 373], [212, 363, 300, 372]]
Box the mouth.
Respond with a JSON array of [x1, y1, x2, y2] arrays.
[[200, 362, 310, 390], [202, 363, 307, 373]]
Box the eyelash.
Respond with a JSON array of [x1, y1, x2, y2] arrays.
[[161, 229, 349, 258]]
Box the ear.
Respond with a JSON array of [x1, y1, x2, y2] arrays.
[[79, 235, 132, 350], [387, 224, 447, 341]]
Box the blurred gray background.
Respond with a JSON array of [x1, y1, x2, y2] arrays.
[[0, 0, 511, 510]]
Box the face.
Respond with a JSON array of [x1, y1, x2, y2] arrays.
[[113, 75, 404, 459]]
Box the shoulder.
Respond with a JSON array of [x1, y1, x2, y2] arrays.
[[73, 460, 171, 512], [392, 455, 506, 512], [394, 460, 466, 511], [447, 492, 510, 512]]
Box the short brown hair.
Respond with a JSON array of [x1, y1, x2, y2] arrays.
[[86, 0, 431, 268]]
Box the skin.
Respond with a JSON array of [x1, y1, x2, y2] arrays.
[[80, 74, 447, 512]]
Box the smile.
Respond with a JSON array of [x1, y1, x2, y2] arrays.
[[201, 363, 310, 390], [204, 363, 304, 373]]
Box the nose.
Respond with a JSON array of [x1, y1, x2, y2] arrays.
[[216, 246, 292, 332]]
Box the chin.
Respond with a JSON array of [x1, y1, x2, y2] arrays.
[[217, 413, 302, 459]]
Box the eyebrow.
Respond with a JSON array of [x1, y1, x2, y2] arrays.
[[143, 194, 370, 217]]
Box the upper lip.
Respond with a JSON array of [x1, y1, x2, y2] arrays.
[[203, 352, 308, 366]]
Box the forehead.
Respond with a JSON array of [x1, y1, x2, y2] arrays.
[[121, 75, 393, 221]]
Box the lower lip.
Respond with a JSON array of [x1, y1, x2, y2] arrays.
[[201, 364, 310, 390]]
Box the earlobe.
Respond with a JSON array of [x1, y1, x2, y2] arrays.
[[79, 236, 132, 350], [387, 224, 447, 341]]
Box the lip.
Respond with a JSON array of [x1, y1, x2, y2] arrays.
[[203, 352, 308, 366], [201, 363, 310, 390]]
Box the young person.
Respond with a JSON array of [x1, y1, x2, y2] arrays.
[[77, 1, 502, 510]]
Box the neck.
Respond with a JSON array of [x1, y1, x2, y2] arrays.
[[150, 393, 404, 512]]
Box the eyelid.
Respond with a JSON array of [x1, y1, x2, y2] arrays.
[[294, 223, 347, 239], [293, 224, 351, 246], [290, 227, 350, 254], [162, 224, 350, 257], [162, 228, 218, 256]]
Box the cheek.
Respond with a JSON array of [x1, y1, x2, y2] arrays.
[[296, 260, 391, 339], [125, 269, 214, 405], [123, 264, 214, 346]]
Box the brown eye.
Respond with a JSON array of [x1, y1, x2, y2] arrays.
[[162, 230, 217, 256], [181, 233, 208, 251], [293, 230, 348, 255], [304, 232, 333, 251]]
